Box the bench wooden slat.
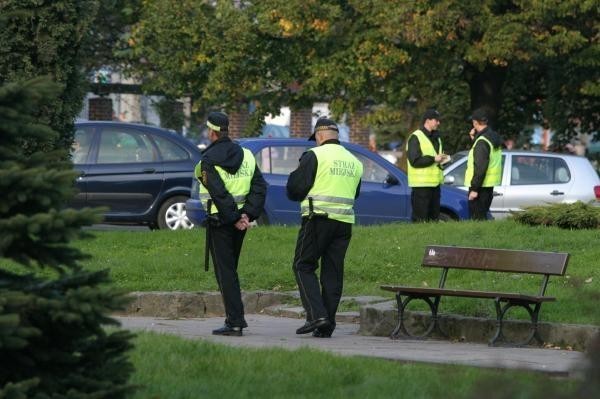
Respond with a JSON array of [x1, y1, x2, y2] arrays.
[[380, 285, 556, 302], [423, 245, 569, 275]]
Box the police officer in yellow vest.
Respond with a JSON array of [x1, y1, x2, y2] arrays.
[[286, 117, 363, 338], [406, 108, 449, 222], [465, 108, 503, 220], [195, 111, 267, 336]]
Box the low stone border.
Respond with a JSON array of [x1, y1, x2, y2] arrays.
[[114, 291, 598, 350], [116, 291, 294, 318], [359, 300, 599, 351]]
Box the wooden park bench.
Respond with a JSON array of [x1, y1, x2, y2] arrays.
[[381, 245, 569, 346]]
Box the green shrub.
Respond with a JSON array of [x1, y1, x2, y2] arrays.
[[511, 202, 600, 229], [0, 80, 135, 398]]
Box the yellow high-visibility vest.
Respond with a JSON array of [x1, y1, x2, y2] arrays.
[[300, 144, 363, 224], [196, 148, 256, 214], [406, 130, 443, 187], [464, 136, 502, 187]]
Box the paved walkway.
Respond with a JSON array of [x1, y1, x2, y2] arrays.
[[116, 315, 586, 376]]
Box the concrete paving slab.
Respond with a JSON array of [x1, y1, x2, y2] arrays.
[[115, 314, 586, 376]]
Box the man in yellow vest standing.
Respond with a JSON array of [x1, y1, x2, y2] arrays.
[[195, 111, 267, 336], [287, 117, 363, 338], [406, 108, 448, 222], [464, 108, 503, 220]]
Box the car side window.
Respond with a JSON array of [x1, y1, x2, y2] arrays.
[[447, 155, 505, 187], [351, 152, 389, 183], [446, 161, 468, 187], [511, 155, 566, 185], [97, 129, 156, 164], [255, 146, 309, 174], [553, 158, 571, 183], [152, 135, 189, 161], [71, 127, 93, 164]]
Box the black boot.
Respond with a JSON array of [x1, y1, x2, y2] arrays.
[[296, 318, 330, 334], [212, 325, 243, 336], [312, 327, 333, 338]]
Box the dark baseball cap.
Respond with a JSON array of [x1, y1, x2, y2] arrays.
[[308, 117, 339, 141], [470, 108, 489, 123], [422, 108, 441, 121], [206, 111, 229, 132]]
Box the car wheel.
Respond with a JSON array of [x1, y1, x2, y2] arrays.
[[255, 212, 269, 226], [439, 211, 456, 222], [157, 196, 194, 230]]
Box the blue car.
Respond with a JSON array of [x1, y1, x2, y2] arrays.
[[186, 138, 469, 225], [72, 121, 202, 229]]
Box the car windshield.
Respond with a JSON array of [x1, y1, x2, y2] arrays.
[[442, 151, 467, 170]]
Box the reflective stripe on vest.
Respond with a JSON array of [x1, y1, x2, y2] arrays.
[[406, 130, 443, 187], [300, 144, 363, 224], [464, 136, 502, 187], [197, 148, 256, 214]]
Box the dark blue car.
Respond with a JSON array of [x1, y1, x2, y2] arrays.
[[186, 138, 469, 225], [72, 121, 202, 229]]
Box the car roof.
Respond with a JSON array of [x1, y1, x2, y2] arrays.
[[75, 120, 176, 133], [75, 121, 200, 152], [454, 149, 588, 160], [236, 137, 365, 151]]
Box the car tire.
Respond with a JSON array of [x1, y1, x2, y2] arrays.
[[157, 196, 194, 230], [439, 211, 456, 222], [255, 212, 269, 226]]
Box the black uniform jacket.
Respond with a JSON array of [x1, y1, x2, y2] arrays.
[[286, 139, 361, 203], [469, 127, 503, 193], [200, 137, 267, 225], [407, 126, 441, 168]]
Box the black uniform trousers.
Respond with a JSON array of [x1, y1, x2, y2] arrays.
[[410, 186, 441, 222], [209, 223, 248, 328], [292, 217, 351, 331], [469, 187, 494, 220]]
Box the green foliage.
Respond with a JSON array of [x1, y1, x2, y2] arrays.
[[512, 201, 600, 229], [126, 0, 599, 149], [0, 1, 99, 151], [153, 98, 184, 132], [82, 0, 141, 71], [0, 80, 135, 398]]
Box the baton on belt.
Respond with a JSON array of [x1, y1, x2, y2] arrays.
[[308, 197, 314, 219], [307, 197, 327, 219], [204, 199, 212, 272]]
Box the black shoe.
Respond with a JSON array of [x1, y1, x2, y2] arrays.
[[212, 325, 243, 336], [296, 318, 330, 335], [312, 328, 333, 338]]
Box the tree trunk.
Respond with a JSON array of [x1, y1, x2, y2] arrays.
[[467, 65, 507, 128]]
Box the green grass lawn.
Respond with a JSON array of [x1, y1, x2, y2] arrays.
[[4, 220, 599, 324], [129, 332, 577, 399]]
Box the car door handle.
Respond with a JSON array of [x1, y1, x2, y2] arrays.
[[550, 190, 564, 196], [142, 168, 156, 174], [493, 191, 503, 197]]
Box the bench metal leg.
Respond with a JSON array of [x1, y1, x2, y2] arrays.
[[391, 294, 445, 340], [490, 299, 543, 347]]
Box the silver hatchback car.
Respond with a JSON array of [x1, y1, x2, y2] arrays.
[[443, 150, 600, 219]]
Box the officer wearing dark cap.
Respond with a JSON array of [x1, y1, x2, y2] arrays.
[[286, 117, 363, 337], [406, 108, 449, 222], [465, 108, 503, 220], [194, 111, 267, 336]]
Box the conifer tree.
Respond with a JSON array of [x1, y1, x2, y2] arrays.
[[0, 79, 135, 398]]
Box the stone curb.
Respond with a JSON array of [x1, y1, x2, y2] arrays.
[[114, 291, 598, 350], [359, 300, 599, 351], [117, 291, 365, 323], [116, 291, 294, 318]]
